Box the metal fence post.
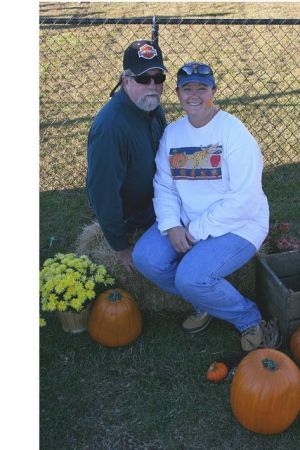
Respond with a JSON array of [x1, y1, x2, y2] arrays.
[[152, 16, 159, 43]]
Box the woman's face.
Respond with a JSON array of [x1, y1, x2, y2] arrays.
[[176, 82, 216, 117]]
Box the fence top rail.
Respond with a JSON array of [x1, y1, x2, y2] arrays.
[[39, 17, 300, 26]]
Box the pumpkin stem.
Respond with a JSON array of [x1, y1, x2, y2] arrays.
[[108, 289, 122, 302], [262, 358, 279, 371]]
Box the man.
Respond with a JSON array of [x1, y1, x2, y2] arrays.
[[87, 40, 167, 271]]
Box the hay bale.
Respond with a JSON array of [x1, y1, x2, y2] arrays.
[[75, 222, 259, 312], [75, 222, 191, 312]]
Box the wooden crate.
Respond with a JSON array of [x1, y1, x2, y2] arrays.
[[256, 251, 300, 343]]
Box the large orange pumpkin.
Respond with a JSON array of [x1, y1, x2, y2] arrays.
[[290, 327, 300, 365], [88, 288, 142, 347], [230, 348, 300, 434]]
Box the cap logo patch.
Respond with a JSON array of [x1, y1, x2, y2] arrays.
[[138, 44, 157, 60]]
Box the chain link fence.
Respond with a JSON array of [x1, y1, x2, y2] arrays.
[[40, 17, 299, 194]]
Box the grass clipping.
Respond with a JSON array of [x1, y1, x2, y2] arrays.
[[76, 222, 258, 312], [75, 222, 190, 312]]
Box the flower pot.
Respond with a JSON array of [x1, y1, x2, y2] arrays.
[[56, 304, 92, 333]]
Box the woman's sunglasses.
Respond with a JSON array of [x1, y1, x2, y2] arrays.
[[129, 73, 166, 85], [177, 63, 213, 77]]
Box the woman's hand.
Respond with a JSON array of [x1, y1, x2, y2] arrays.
[[167, 226, 197, 253]]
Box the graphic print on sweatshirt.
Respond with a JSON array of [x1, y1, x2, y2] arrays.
[[169, 144, 223, 180]]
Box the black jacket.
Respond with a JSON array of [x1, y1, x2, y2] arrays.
[[87, 88, 167, 250]]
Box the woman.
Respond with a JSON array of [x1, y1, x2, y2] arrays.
[[132, 62, 280, 351]]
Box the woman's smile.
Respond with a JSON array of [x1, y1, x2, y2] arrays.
[[176, 82, 217, 127]]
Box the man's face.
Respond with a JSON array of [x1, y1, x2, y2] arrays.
[[124, 69, 164, 111]]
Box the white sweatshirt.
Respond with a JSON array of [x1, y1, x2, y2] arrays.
[[153, 110, 269, 250]]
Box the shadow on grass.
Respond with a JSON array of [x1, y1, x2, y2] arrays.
[[217, 88, 300, 106], [40, 187, 93, 264], [39, 12, 232, 31], [39, 87, 300, 132], [263, 162, 300, 222], [40, 115, 93, 130]]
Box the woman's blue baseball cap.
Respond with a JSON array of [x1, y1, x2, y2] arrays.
[[177, 62, 216, 88]]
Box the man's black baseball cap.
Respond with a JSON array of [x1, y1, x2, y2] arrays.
[[123, 40, 167, 75], [110, 40, 167, 97]]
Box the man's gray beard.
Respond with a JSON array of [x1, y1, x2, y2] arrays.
[[136, 93, 160, 111]]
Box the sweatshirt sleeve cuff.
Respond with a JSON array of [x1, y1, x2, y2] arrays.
[[157, 220, 182, 235]]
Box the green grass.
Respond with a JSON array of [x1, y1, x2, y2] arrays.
[[39, 189, 92, 263], [40, 3, 300, 449], [40, 312, 300, 450], [39, 2, 300, 19]]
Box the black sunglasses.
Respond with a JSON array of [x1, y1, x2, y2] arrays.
[[178, 63, 213, 77], [129, 73, 166, 85]]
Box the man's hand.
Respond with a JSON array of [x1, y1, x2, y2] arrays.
[[167, 226, 197, 253], [116, 248, 135, 272]]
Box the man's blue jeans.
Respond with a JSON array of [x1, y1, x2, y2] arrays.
[[132, 223, 261, 332]]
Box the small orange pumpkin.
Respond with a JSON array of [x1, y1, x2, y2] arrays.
[[88, 288, 142, 347], [230, 348, 300, 434], [290, 327, 300, 365], [206, 361, 228, 382]]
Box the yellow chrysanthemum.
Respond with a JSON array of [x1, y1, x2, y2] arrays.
[[43, 258, 54, 267], [70, 298, 84, 311], [64, 273, 77, 286], [43, 278, 56, 291], [57, 264, 67, 273], [95, 273, 104, 283], [57, 301, 68, 311], [106, 277, 114, 285], [85, 279, 94, 290], [77, 291, 89, 302], [40, 318, 46, 327], [98, 265, 107, 275], [63, 290, 73, 300], [42, 295, 57, 311], [85, 290, 95, 300], [66, 285, 77, 297], [54, 285, 65, 295], [40, 253, 115, 318]]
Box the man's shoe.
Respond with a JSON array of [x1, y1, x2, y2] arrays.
[[182, 312, 213, 334], [241, 319, 281, 352]]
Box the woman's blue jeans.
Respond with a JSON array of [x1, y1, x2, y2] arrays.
[[132, 223, 261, 332]]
